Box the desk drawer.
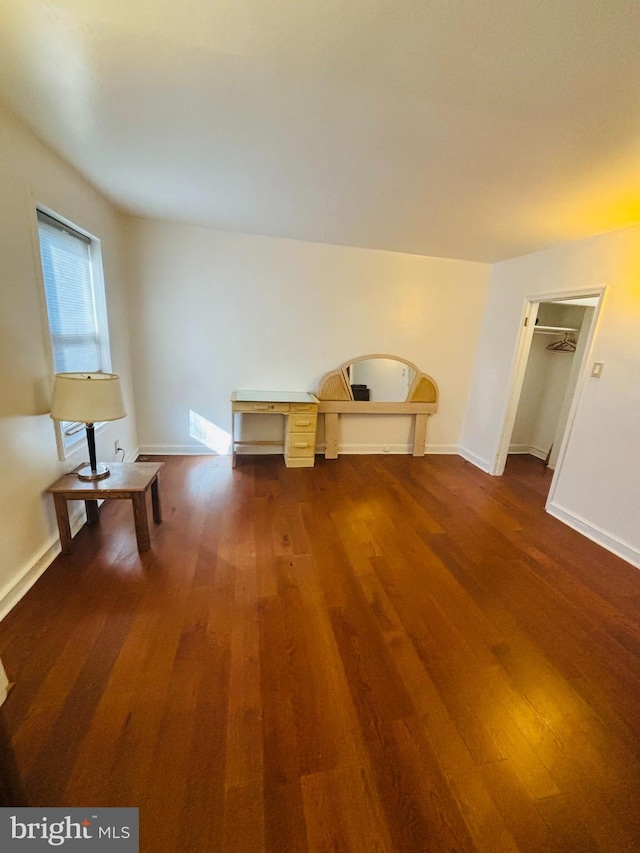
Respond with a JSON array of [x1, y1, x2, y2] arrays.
[[286, 433, 316, 458], [290, 402, 318, 413], [233, 402, 290, 413], [289, 413, 317, 433]]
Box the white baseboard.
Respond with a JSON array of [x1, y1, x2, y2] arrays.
[[335, 443, 409, 455], [458, 445, 493, 473], [546, 501, 640, 569], [0, 507, 86, 622], [529, 446, 548, 461], [317, 443, 460, 456], [509, 443, 548, 460], [138, 444, 218, 456], [140, 444, 461, 457]]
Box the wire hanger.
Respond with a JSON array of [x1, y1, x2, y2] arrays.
[[547, 333, 577, 352]]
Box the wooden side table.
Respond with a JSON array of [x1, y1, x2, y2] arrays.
[[46, 462, 164, 554]]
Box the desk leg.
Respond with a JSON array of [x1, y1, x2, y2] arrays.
[[85, 500, 100, 525], [231, 409, 237, 468], [413, 413, 427, 457], [151, 477, 162, 524], [53, 495, 72, 554], [131, 493, 151, 552], [324, 413, 339, 459]]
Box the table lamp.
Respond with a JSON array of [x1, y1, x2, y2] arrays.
[[50, 372, 126, 481]]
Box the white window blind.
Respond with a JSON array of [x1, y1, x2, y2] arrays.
[[37, 210, 102, 373], [37, 209, 112, 454]]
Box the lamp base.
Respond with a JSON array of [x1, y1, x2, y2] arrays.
[[77, 464, 110, 481]]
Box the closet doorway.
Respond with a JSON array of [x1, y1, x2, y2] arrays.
[[494, 289, 604, 501]]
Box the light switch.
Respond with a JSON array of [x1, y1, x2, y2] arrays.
[[591, 361, 604, 378]]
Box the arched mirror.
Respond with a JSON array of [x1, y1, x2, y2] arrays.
[[317, 354, 437, 405], [348, 357, 416, 402]]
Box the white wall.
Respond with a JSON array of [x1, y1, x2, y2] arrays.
[[125, 218, 490, 456], [0, 104, 138, 617], [461, 226, 640, 565]]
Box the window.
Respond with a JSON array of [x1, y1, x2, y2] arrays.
[[37, 209, 113, 453]]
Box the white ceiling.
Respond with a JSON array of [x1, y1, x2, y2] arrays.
[[2, 0, 640, 262]]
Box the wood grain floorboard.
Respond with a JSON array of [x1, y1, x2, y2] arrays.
[[1, 453, 639, 851]]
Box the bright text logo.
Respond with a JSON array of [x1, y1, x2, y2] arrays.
[[0, 808, 138, 851]]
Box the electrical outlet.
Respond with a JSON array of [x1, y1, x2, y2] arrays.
[[383, 445, 390, 453], [114, 439, 121, 453]]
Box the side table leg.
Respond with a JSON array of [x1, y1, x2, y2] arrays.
[[151, 478, 162, 524], [85, 500, 100, 525], [131, 493, 151, 552], [53, 495, 72, 554]]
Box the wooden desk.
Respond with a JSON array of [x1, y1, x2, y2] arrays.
[[231, 391, 319, 468], [47, 462, 164, 554]]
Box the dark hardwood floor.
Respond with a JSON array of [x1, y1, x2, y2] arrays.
[[1, 453, 640, 852]]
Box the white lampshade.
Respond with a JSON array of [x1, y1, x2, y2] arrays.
[[50, 372, 126, 423]]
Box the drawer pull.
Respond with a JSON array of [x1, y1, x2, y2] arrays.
[[254, 404, 271, 410], [295, 420, 311, 427], [294, 442, 310, 449]]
